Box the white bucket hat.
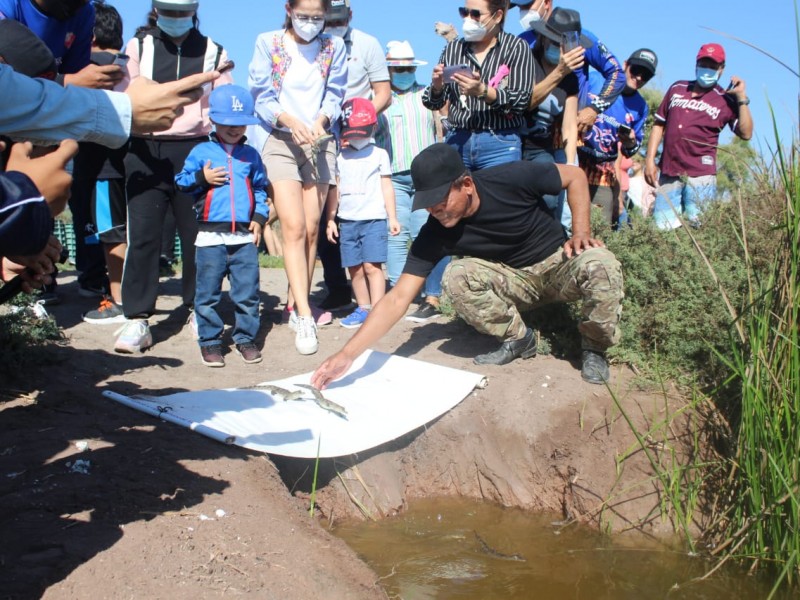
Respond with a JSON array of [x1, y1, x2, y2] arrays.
[[153, 0, 199, 11], [385, 40, 427, 67]]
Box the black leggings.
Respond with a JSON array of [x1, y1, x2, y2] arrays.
[[121, 137, 204, 318]]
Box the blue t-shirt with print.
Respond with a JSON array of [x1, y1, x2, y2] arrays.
[[0, 0, 94, 74], [579, 71, 648, 162]]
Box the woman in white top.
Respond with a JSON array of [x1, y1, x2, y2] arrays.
[[249, 0, 347, 355]]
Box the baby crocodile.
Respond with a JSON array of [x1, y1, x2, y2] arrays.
[[295, 383, 348, 419], [474, 531, 526, 562], [246, 383, 305, 402], [309, 133, 334, 181]]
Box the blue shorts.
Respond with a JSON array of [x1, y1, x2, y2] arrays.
[[339, 219, 388, 268]]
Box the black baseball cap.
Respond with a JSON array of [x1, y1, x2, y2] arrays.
[[410, 144, 467, 212], [327, 0, 350, 21], [0, 19, 58, 79], [627, 48, 658, 78], [530, 8, 594, 49]]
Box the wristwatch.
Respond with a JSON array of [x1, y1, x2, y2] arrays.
[[738, 97, 750, 106], [477, 83, 488, 99]]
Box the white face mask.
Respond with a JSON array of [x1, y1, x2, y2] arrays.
[[348, 137, 372, 150], [326, 25, 348, 38], [519, 3, 544, 31], [462, 17, 490, 42], [292, 16, 324, 42]]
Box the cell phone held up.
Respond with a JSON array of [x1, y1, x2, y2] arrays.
[[442, 64, 475, 83], [217, 60, 235, 74], [617, 124, 633, 139], [112, 53, 129, 67]]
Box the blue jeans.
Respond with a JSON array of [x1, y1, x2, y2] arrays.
[[195, 242, 260, 346], [387, 171, 449, 297], [653, 174, 718, 230], [445, 129, 521, 171]]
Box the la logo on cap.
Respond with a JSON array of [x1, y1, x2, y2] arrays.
[[231, 96, 244, 112]]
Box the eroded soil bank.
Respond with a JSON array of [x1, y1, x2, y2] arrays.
[[1, 269, 679, 598]]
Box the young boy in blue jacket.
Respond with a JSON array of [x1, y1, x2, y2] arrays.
[[176, 84, 269, 367]]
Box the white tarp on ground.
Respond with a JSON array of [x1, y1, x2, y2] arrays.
[[104, 350, 485, 458]]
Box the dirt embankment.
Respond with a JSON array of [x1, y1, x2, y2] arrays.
[[1, 269, 682, 598]]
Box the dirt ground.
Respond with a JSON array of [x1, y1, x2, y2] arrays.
[[0, 267, 681, 599]]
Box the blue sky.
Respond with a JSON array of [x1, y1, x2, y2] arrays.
[[114, 1, 799, 152]]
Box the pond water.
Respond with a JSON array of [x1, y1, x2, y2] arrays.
[[333, 497, 790, 600]]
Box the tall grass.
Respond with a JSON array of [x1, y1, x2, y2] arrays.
[[713, 122, 800, 584]]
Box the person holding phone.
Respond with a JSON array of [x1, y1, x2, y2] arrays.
[[422, 0, 533, 171], [646, 43, 753, 230], [578, 48, 657, 226], [113, 0, 234, 354]]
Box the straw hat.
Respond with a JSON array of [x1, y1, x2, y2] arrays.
[[385, 40, 427, 67]]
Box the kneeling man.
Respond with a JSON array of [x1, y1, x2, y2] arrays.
[[312, 143, 623, 388]]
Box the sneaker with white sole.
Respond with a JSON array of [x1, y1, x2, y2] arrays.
[[294, 315, 318, 355], [114, 319, 153, 353], [284, 306, 331, 329], [340, 306, 369, 329], [82, 297, 126, 325], [405, 302, 441, 323]]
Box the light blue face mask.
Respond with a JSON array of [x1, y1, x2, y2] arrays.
[[158, 15, 194, 39], [391, 72, 416, 91], [696, 66, 720, 88], [544, 44, 561, 66]]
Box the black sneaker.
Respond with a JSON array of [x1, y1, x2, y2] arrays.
[[581, 350, 610, 384], [318, 288, 353, 311], [82, 296, 126, 325], [200, 344, 225, 368], [473, 328, 537, 366], [405, 302, 441, 323], [78, 280, 109, 298], [235, 342, 262, 364]]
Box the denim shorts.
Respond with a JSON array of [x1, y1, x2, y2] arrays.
[[653, 175, 718, 230], [339, 219, 388, 268]]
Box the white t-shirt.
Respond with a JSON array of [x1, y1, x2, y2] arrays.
[[336, 144, 392, 221], [278, 36, 325, 130], [195, 231, 253, 247]]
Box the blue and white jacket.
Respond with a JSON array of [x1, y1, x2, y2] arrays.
[[0, 172, 52, 257], [175, 135, 269, 233]]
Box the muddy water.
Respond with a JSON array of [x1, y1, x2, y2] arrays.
[[334, 498, 789, 599]]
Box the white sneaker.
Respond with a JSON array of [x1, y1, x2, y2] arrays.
[[114, 319, 153, 353], [294, 315, 318, 355]]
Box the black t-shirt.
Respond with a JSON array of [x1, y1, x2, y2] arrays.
[[523, 44, 579, 143], [403, 162, 566, 278]]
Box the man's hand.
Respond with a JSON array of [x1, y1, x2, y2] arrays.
[[644, 159, 659, 187], [127, 71, 220, 134], [577, 106, 599, 136], [203, 160, 228, 186], [4, 235, 63, 292], [6, 141, 78, 216], [248, 221, 262, 245], [726, 76, 748, 101], [311, 351, 354, 390], [563, 231, 605, 259], [557, 46, 585, 77], [65, 63, 124, 90]]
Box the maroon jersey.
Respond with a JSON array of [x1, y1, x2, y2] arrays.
[[656, 80, 739, 177]]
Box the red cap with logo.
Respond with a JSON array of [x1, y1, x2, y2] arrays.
[[696, 43, 726, 64], [341, 97, 377, 141]]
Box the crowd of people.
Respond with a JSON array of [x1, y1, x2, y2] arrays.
[[0, 0, 753, 386]]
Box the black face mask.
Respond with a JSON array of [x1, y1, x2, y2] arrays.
[[36, 0, 86, 22]]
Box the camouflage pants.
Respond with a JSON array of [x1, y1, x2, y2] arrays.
[[442, 247, 624, 353]]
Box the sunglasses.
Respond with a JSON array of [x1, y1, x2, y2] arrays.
[[629, 65, 653, 82], [391, 66, 416, 73], [458, 7, 489, 20]]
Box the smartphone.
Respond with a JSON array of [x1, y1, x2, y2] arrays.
[[726, 80, 738, 92], [443, 64, 474, 83], [217, 60, 235, 74], [561, 31, 581, 52], [617, 124, 632, 138], [112, 53, 129, 67]]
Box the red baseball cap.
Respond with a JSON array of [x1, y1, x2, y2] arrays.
[[696, 43, 726, 64], [341, 97, 377, 140]]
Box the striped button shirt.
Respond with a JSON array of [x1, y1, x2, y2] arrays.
[[422, 30, 533, 132], [374, 83, 438, 173]]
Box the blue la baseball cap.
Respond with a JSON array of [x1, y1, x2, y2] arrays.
[[209, 84, 259, 126]]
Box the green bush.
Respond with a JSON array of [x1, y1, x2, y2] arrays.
[[602, 193, 781, 390], [0, 294, 63, 380]]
